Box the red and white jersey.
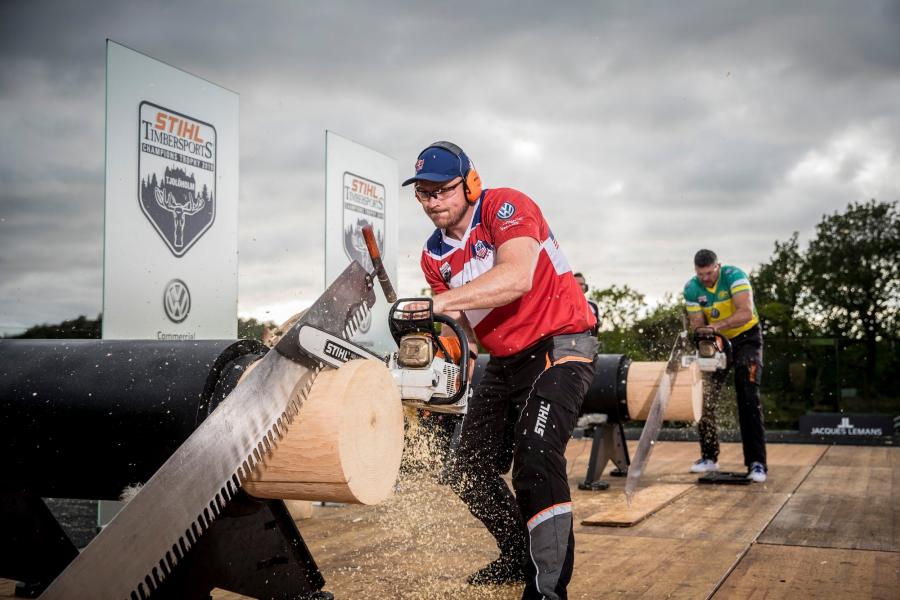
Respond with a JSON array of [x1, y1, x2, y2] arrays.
[[421, 188, 596, 357]]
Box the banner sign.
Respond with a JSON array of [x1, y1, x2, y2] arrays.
[[799, 414, 894, 437], [342, 172, 386, 270], [325, 131, 398, 354], [103, 41, 239, 340]]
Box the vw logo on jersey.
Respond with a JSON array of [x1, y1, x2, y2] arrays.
[[496, 202, 516, 219], [163, 278, 191, 324], [711, 308, 720, 319]]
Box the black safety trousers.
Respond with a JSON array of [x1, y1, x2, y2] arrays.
[[698, 325, 767, 467], [445, 333, 595, 600]]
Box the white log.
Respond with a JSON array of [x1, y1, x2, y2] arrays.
[[626, 361, 703, 422], [244, 359, 403, 505]]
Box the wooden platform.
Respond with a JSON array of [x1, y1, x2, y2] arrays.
[[715, 544, 900, 600], [3, 441, 897, 599]]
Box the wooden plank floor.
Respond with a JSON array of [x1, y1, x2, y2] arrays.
[[582, 488, 791, 544], [758, 445, 900, 553], [713, 544, 900, 600], [3, 441, 897, 599]]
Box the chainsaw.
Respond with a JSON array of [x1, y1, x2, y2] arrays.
[[357, 224, 471, 414], [386, 298, 471, 414], [680, 326, 733, 372], [291, 298, 471, 415]]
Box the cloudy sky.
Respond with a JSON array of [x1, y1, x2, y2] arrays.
[[2, 0, 899, 335]]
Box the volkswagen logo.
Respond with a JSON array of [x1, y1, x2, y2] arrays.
[[496, 202, 516, 219], [163, 279, 191, 323]]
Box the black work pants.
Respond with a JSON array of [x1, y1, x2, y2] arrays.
[[698, 325, 767, 467], [445, 333, 595, 600]]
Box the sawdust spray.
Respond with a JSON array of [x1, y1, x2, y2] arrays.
[[344, 408, 522, 599]]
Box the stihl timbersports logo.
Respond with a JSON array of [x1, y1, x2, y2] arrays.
[[139, 102, 217, 257], [342, 172, 385, 334], [163, 279, 191, 323]]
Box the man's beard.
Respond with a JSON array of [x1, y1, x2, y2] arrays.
[[427, 202, 468, 231]]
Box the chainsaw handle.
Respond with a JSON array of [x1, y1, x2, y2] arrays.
[[388, 297, 435, 344], [431, 312, 470, 406]]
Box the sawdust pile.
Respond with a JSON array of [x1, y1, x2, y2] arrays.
[[314, 409, 522, 599]]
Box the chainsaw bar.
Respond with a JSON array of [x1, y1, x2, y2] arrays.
[[40, 261, 375, 600], [296, 323, 385, 368]]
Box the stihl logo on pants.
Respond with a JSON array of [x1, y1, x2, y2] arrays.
[[534, 400, 551, 436]]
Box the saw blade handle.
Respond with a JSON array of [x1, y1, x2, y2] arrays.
[[362, 224, 397, 303]]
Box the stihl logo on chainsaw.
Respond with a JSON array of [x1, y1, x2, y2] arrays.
[[323, 340, 365, 364], [534, 400, 551, 436]]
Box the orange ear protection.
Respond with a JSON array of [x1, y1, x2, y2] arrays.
[[427, 140, 483, 203]]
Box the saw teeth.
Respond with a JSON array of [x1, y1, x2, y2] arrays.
[[126, 359, 330, 600]]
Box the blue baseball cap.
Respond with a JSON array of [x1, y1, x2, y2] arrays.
[[402, 143, 472, 186]]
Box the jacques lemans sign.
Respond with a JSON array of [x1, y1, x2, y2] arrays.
[[799, 414, 893, 437]]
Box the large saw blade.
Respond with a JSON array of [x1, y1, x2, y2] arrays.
[[40, 261, 375, 600], [624, 331, 687, 505]]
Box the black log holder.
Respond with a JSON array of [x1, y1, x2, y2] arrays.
[[0, 339, 332, 599]]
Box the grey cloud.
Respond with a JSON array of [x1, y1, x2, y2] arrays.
[[2, 0, 899, 332]]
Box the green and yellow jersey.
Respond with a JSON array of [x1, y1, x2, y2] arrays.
[[683, 265, 759, 339]]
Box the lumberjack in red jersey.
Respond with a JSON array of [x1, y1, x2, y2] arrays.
[[404, 141, 596, 600]]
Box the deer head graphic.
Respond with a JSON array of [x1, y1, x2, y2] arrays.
[[154, 187, 206, 248]]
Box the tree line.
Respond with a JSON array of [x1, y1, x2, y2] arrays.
[[4, 315, 274, 341]]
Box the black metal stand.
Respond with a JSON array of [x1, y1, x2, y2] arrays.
[[577, 418, 631, 491], [0, 492, 331, 600], [0, 493, 79, 598]]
